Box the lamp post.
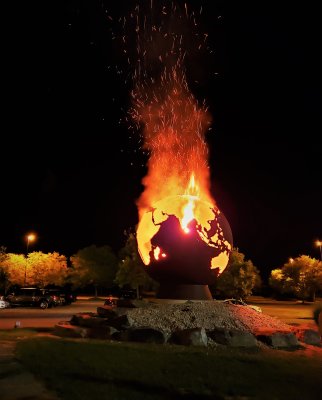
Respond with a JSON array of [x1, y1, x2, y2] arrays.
[[316, 240, 322, 261], [24, 233, 36, 286]]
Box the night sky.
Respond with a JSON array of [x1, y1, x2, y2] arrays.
[[2, 1, 321, 282]]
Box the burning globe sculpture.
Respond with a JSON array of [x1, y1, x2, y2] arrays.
[[126, 2, 235, 300], [137, 194, 233, 299]]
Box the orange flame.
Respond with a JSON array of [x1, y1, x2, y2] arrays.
[[181, 198, 195, 233], [181, 174, 199, 232], [153, 246, 161, 260]]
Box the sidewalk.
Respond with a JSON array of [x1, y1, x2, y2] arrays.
[[0, 338, 60, 400]]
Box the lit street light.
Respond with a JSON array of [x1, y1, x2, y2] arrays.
[[316, 240, 322, 261], [24, 233, 36, 286]]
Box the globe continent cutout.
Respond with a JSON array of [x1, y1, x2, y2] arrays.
[[136, 195, 233, 285]]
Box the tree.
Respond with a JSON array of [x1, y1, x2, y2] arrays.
[[0, 246, 9, 294], [27, 252, 68, 287], [115, 231, 158, 298], [212, 248, 262, 300], [3, 253, 26, 287], [69, 245, 118, 297], [269, 269, 285, 296], [269, 255, 322, 302], [1, 251, 69, 288]]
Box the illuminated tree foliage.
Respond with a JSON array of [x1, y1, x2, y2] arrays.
[[211, 248, 261, 300], [27, 252, 68, 287], [3, 253, 26, 287], [1, 251, 68, 288], [69, 245, 118, 297], [115, 231, 158, 298], [269, 255, 322, 302]]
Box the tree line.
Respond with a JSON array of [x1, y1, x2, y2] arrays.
[[1, 232, 321, 301]]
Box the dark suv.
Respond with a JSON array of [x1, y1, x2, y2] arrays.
[[5, 287, 57, 309], [47, 288, 77, 305]]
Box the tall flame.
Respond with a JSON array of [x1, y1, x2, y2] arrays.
[[181, 174, 198, 233], [126, 3, 215, 223], [181, 198, 195, 233], [132, 73, 214, 222]]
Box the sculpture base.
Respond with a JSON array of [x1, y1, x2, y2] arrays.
[[156, 284, 213, 300]]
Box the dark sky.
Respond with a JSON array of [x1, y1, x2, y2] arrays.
[[1, 1, 321, 282]]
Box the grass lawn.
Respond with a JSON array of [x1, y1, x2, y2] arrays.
[[14, 334, 322, 400]]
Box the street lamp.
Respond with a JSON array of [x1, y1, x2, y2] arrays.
[[316, 240, 322, 261], [24, 233, 36, 286]]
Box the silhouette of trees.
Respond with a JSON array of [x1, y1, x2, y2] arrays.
[[69, 245, 118, 297], [115, 230, 158, 298]]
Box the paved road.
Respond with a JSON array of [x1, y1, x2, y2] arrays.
[[249, 299, 318, 328], [0, 300, 103, 330]]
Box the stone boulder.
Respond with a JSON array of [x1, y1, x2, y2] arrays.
[[207, 328, 258, 347], [169, 328, 208, 346], [293, 328, 321, 346], [54, 322, 89, 338], [70, 313, 109, 328], [118, 327, 167, 344], [256, 332, 300, 349]]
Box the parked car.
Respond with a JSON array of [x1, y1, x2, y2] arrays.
[[5, 287, 57, 309], [0, 296, 10, 309], [47, 288, 77, 305], [104, 288, 137, 307], [221, 298, 262, 313], [104, 296, 118, 306], [106, 287, 137, 299]]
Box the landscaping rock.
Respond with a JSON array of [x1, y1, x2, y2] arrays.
[[256, 332, 300, 349], [54, 322, 89, 338], [293, 328, 321, 346], [121, 327, 167, 344], [70, 313, 109, 328], [169, 327, 208, 346], [88, 326, 119, 340], [96, 305, 118, 318], [207, 328, 258, 347], [109, 314, 132, 330]]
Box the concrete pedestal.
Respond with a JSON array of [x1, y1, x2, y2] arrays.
[[156, 283, 213, 300]]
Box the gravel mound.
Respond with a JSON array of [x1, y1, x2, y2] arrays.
[[126, 300, 292, 335]]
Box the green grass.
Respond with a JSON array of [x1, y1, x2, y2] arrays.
[[15, 338, 322, 400], [0, 327, 49, 340]]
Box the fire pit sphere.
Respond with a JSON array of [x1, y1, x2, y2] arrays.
[[137, 195, 233, 299]]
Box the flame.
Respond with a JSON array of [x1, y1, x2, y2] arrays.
[[181, 198, 195, 233], [153, 246, 161, 260], [185, 174, 199, 197], [181, 174, 200, 232]]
